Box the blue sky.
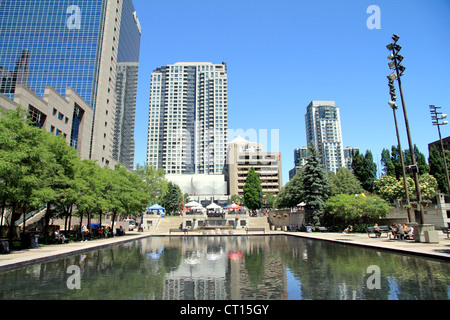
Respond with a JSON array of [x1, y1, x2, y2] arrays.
[[132, 0, 450, 185]]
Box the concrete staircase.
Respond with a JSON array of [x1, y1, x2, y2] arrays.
[[154, 216, 270, 233], [155, 217, 183, 233], [249, 217, 271, 231]]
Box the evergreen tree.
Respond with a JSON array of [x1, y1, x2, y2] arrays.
[[162, 182, 183, 214], [243, 167, 262, 210], [388, 145, 429, 180], [302, 144, 329, 227], [390, 146, 404, 180], [403, 145, 429, 175], [352, 150, 377, 192], [428, 145, 449, 194], [381, 148, 395, 177]]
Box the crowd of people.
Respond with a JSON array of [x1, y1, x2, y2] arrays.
[[371, 223, 414, 239]]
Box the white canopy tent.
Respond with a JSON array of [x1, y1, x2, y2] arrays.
[[185, 201, 202, 208], [206, 202, 222, 210]]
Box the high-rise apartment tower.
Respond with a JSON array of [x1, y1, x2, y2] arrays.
[[305, 100, 344, 173], [147, 62, 228, 175]]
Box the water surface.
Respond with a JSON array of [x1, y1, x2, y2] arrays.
[[0, 236, 448, 300]]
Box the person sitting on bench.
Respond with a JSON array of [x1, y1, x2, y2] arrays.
[[373, 223, 382, 238], [55, 230, 67, 244], [391, 223, 404, 239]]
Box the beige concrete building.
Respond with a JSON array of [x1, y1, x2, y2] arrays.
[[227, 136, 283, 196], [0, 84, 93, 160]]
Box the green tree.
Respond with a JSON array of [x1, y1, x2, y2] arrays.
[[302, 144, 329, 227], [42, 132, 82, 235], [381, 148, 396, 177], [419, 173, 439, 200], [243, 167, 262, 210], [374, 174, 414, 203], [390, 146, 404, 180], [262, 193, 276, 209], [107, 165, 150, 235], [0, 107, 53, 247], [375, 173, 438, 203], [387, 145, 430, 180], [162, 182, 183, 214], [327, 167, 364, 196], [135, 164, 168, 206], [352, 150, 377, 192], [74, 159, 101, 229], [229, 194, 243, 206], [275, 167, 304, 208], [428, 145, 450, 194], [324, 194, 391, 231], [404, 145, 429, 175]]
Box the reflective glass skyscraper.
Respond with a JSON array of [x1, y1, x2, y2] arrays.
[[0, 0, 104, 104], [0, 0, 141, 167], [113, 0, 141, 170]]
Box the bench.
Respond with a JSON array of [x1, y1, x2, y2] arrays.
[[54, 232, 69, 244], [169, 228, 188, 235], [367, 225, 390, 238], [389, 231, 414, 240], [246, 228, 265, 234], [441, 227, 450, 239], [318, 227, 328, 232]]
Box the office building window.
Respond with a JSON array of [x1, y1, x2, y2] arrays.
[[28, 105, 46, 129]]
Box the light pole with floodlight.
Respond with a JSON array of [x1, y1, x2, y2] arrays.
[[388, 96, 411, 222], [430, 105, 450, 194], [386, 34, 425, 224]]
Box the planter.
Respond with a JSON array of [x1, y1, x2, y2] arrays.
[[413, 224, 438, 243]]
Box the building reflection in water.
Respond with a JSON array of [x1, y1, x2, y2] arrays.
[[139, 236, 287, 300], [1, 236, 448, 300]]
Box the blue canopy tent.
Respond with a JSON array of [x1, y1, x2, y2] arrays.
[[140, 204, 166, 230], [147, 204, 166, 217], [148, 204, 165, 212]]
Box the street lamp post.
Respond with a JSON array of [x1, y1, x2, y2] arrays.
[[386, 34, 425, 224], [388, 98, 411, 222], [430, 105, 450, 194]]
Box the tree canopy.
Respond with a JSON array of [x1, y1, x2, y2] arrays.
[[243, 167, 262, 210], [0, 107, 179, 248], [374, 173, 438, 203], [428, 145, 450, 194], [351, 150, 377, 192], [327, 167, 364, 197], [302, 144, 329, 227], [324, 194, 391, 232]]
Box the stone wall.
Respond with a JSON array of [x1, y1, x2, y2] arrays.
[[267, 210, 305, 230]]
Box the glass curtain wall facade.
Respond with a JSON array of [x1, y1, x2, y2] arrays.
[[0, 0, 140, 168], [0, 0, 106, 105], [112, 0, 141, 170], [147, 62, 228, 175]]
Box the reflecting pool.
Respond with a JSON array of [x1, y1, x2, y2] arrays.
[[0, 236, 449, 300]]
